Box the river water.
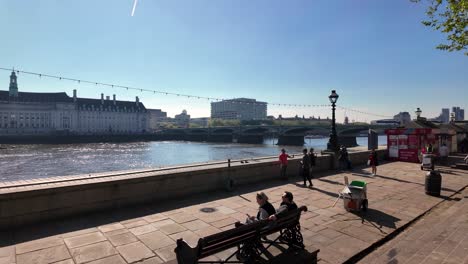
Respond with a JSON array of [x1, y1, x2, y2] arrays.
[[0, 136, 386, 182]]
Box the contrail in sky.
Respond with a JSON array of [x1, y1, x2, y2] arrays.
[[131, 0, 138, 16]]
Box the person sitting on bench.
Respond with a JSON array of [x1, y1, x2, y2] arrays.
[[268, 191, 298, 221], [245, 192, 276, 223]]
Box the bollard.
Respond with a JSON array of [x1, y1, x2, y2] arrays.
[[228, 159, 231, 168], [425, 170, 441, 197]]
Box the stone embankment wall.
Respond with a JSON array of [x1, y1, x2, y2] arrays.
[[0, 149, 386, 229]]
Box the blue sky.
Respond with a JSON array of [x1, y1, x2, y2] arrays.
[[1, 0, 467, 121]]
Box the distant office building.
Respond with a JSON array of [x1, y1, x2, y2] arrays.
[[441, 108, 450, 123], [344, 116, 349, 125], [429, 108, 451, 123], [393, 112, 411, 125], [211, 98, 267, 120], [1, 71, 148, 136], [191, 117, 210, 127], [175, 110, 190, 128], [147, 109, 167, 131], [452, 107, 465, 121]]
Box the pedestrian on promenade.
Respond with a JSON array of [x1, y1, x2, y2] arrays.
[[427, 143, 433, 154], [279, 149, 293, 180], [338, 146, 349, 171], [245, 192, 276, 224], [301, 149, 313, 187], [439, 143, 449, 165], [309, 147, 317, 179], [368, 149, 378, 176], [269, 191, 298, 220]]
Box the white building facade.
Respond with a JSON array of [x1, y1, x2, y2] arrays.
[[0, 71, 148, 136], [211, 98, 267, 120]]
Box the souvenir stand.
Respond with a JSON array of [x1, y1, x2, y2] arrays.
[[385, 120, 440, 163]]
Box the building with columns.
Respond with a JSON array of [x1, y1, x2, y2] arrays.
[[0, 71, 148, 136]]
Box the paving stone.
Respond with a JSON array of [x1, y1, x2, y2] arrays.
[[159, 223, 187, 235], [138, 231, 175, 250], [16, 245, 70, 264], [210, 217, 238, 229], [69, 241, 117, 264], [129, 224, 158, 236], [97, 223, 125, 233], [155, 245, 177, 262], [181, 220, 211, 231], [52, 260, 74, 264], [137, 256, 164, 264], [116, 241, 155, 263], [194, 226, 222, 237], [151, 219, 176, 229], [16, 236, 64, 254], [0, 246, 15, 264], [107, 231, 138, 247], [143, 214, 168, 223], [327, 235, 370, 257], [317, 228, 343, 240], [64, 232, 107, 249], [168, 212, 198, 224], [60, 228, 99, 239], [169, 231, 200, 247], [86, 255, 126, 264], [103, 228, 128, 237], [215, 206, 237, 215], [122, 219, 149, 229]]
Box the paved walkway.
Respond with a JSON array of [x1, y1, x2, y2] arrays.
[[359, 185, 468, 264], [1, 161, 468, 264]]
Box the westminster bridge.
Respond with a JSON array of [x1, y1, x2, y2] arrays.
[[157, 124, 394, 146]]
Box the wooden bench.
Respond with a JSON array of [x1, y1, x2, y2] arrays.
[[175, 206, 319, 263]]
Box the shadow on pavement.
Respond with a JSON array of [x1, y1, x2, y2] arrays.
[[355, 208, 401, 231], [266, 249, 318, 264]]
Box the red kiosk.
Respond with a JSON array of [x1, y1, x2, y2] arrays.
[[385, 120, 440, 163]]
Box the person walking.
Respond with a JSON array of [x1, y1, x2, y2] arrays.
[[338, 146, 349, 171], [301, 149, 313, 187], [309, 147, 316, 180], [279, 149, 293, 180], [368, 149, 379, 176], [439, 143, 449, 166]]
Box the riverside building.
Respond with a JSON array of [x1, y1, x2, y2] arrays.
[[0, 71, 148, 136], [211, 98, 267, 120]]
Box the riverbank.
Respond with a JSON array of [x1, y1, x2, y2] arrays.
[[0, 149, 385, 228]]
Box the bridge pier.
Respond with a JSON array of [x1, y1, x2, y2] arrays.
[[277, 135, 304, 146], [339, 136, 358, 148]]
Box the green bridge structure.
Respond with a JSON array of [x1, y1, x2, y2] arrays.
[[157, 124, 395, 146]]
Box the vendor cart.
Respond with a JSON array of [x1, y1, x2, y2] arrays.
[[341, 180, 368, 212]]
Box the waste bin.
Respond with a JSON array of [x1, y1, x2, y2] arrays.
[[425, 170, 441, 197]]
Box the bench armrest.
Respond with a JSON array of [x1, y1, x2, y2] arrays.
[[175, 238, 199, 264]]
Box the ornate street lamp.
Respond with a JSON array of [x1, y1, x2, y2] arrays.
[[327, 90, 339, 151], [415, 108, 422, 120], [450, 112, 455, 123]]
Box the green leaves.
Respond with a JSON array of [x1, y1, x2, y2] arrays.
[[413, 0, 467, 55]]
